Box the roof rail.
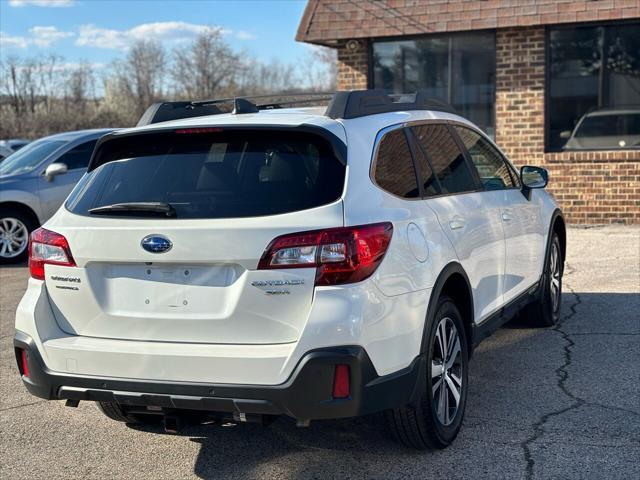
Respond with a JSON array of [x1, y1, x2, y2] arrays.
[[137, 93, 335, 126], [325, 90, 457, 119], [136, 90, 457, 126]]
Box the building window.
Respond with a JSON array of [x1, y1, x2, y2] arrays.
[[547, 23, 640, 151], [372, 32, 496, 137]]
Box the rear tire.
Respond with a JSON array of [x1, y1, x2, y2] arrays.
[[385, 296, 469, 449], [96, 402, 157, 425], [0, 207, 36, 264], [523, 233, 563, 327]]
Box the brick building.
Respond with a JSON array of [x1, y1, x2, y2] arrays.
[[296, 0, 640, 224]]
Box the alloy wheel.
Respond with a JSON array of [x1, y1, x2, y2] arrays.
[[431, 316, 463, 426], [0, 217, 29, 259], [549, 242, 561, 313]]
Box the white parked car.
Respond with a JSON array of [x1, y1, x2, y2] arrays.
[[14, 91, 565, 449], [561, 108, 640, 150]]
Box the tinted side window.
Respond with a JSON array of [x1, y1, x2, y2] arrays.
[[55, 139, 97, 170], [411, 124, 476, 194], [454, 126, 515, 191], [408, 134, 440, 197], [374, 129, 420, 198]]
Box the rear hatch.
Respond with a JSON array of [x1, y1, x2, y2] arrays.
[[45, 127, 346, 345]]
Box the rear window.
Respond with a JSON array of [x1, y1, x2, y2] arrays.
[[65, 129, 345, 219]]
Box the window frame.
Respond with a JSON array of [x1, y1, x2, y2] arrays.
[[370, 119, 523, 202], [544, 19, 640, 152]]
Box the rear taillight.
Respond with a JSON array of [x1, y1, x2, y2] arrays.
[[258, 222, 393, 286], [28, 228, 76, 280]]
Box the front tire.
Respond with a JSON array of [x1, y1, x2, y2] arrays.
[[385, 296, 469, 449], [523, 233, 563, 327]]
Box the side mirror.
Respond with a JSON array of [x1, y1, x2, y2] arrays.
[[44, 163, 68, 181], [559, 130, 572, 140], [520, 166, 548, 201]]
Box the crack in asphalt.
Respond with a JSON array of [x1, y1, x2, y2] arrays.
[[519, 264, 640, 480], [521, 265, 583, 480], [0, 400, 46, 413]]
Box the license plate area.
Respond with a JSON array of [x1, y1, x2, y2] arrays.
[[99, 263, 243, 316]]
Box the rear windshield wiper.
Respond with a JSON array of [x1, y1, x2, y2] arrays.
[[88, 202, 177, 217]]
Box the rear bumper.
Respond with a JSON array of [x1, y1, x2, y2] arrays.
[[14, 331, 425, 420]]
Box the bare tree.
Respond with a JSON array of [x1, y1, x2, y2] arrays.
[[305, 45, 337, 91], [65, 62, 96, 115], [171, 28, 239, 99], [110, 40, 166, 117], [0, 32, 340, 138]]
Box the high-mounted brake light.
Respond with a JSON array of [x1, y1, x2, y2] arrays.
[[28, 228, 76, 280], [258, 223, 393, 286], [175, 127, 223, 134]]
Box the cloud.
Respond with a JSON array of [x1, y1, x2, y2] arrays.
[[0, 26, 73, 49], [236, 30, 257, 41], [76, 22, 251, 49], [30, 26, 74, 46], [9, 0, 76, 7], [0, 32, 29, 49]]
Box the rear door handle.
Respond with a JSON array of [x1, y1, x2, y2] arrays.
[[501, 210, 513, 222], [449, 217, 466, 230]]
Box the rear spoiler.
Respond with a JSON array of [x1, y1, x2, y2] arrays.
[[87, 124, 348, 172]]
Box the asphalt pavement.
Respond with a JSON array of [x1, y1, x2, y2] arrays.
[[1, 225, 639, 479]]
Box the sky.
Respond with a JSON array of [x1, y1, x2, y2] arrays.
[[0, 0, 311, 67]]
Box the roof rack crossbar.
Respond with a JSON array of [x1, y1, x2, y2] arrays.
[[137, 93, 336, 126], [136, 90, 458, 126]]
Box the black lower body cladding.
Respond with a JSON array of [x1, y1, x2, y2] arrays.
[[14, 331, 424, 421]]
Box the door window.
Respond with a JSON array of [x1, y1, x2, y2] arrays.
[[453, 126, 516, 191], [55, 139, 98, 171], [373, 129, 420, 198], [410, 124, 477, 195]]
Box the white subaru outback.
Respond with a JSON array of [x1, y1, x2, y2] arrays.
[[14, 91, 565, 449]]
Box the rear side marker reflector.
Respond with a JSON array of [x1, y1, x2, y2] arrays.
[[19, 349, 29, 378], [258, 222, 393, 286], [28, 228, 76, 280], [333, 364, 350, 399]]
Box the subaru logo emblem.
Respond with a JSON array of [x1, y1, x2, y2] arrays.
[[141, 234, 173, 254]]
